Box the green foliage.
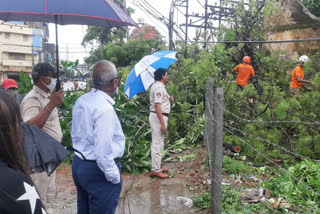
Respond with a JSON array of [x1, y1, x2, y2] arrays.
[[85, 39, 166, 67], [18, 72, 33, 95], [265, 160, 320, 213], [81, 0, 134, 47], [222, 186, 275, 214], [193, 187, 276, 213], [222, 156, 253, 175], [59, 90, 86, 147], [193, 191, 210, 210], [61, 59, 79, 78], [301, 0, 320, 17]]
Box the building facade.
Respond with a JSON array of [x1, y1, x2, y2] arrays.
[[0, 21, 40, 82]]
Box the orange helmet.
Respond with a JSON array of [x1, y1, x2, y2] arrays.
[[243, 56, 251, 63]]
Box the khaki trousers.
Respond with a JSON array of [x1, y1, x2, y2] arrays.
[[290, 88, 300, 96], [149, 113, 168, 173], [30, 171, 56, 213]]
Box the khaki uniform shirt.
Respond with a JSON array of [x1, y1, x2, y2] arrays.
[[21, 86, 62, 142], [149, 81, 171, 114]]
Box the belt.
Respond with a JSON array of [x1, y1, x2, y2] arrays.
[[150, 111, 169, 117], [68, 147, 121, 162], [79, 157, 121, 163]]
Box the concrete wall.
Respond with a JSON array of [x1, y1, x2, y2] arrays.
[[264, 0, 320, 58]]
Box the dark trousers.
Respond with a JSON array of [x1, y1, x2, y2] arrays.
[[72, 155, 122, 214]]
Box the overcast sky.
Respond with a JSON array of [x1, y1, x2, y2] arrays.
[[48, 0, 213, 64]]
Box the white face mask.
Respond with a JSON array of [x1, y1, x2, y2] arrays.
[[43, 77, 56, 92]]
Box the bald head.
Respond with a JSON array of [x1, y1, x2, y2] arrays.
[[92, 60, 118, 89]]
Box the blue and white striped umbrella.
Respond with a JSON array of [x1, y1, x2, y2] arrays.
[[124, 50, 177, 99]]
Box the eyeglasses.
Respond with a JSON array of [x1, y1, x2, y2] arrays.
[[111, 77, 121, 86]]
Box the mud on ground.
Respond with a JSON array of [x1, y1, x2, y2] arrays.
[[54, 147, 209, 214]]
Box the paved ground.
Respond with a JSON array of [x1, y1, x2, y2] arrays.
[[53, 149, 209, 214]]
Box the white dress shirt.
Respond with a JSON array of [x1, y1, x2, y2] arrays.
[[71, 88, 125, 184]]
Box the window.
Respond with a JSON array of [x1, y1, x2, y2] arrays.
[[8, 53, 25, 60], [5, 33, 10, 39], [23, 35, 28, 41]]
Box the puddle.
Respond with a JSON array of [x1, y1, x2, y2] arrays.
[[116, 178, 195, 214]]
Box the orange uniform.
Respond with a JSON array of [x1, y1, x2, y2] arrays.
[[233, 63, 255, 86], [290, 65, 304, 89]]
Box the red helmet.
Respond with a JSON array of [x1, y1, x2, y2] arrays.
[[243, 56, 251, 63]]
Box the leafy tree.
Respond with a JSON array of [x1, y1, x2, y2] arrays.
[[215, 0, 276, 72], [61, 59, 79, 78], [301, 0, 320, 17], [18, 72, 33, 95], [85, 38, 166, 67], [81, 0, 135, 47]]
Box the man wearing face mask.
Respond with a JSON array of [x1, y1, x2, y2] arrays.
[[20, 62, 64, 214], [71, 60, 124, 214]]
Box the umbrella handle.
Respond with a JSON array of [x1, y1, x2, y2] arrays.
[[56, 80, 61, 91]]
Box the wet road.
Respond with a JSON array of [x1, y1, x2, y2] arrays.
[[54, 166, 197, 214], [116, 174, 196, 214]]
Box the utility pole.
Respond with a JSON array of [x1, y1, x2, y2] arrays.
[[169, 6, 174, 50], [184, 0, 189, 56], [174, 0, 241, 46], [123, 0, 129, 40], [219, 0, 222, 30], [211, 87, 224, 214], [204, 0, 209, 49], [32, 40, 34, 66]]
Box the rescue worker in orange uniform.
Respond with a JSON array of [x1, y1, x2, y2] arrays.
[[232, 56, 256, 90], [290, 55, 314, 95]]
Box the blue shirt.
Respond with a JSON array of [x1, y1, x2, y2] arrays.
[[71, 88, 125, 184]]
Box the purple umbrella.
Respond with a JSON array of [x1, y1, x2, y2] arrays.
[[0, 0, 136, 90]]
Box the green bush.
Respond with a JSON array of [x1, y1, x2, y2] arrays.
[[222, 156, 253, 175], [265, 160, 320, 213]]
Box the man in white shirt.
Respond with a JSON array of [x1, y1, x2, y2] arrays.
[[71, 60, 124, 214]]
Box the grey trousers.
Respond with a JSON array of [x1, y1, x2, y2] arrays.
[[149, 113, 168, 173], [30, 171, 56, 214]]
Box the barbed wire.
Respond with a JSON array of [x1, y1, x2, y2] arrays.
[[223, 107, 320, 126], [204, 88, 316, 212], [223, 124, 320, 197], [208, 87, 320, 126], [224, 123, 320, 162], [209, 88, 320, 161], [205, 95, 320, 198]]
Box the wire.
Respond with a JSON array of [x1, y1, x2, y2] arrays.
[[179, 38, 320, 44], [223, 107, 320, 125], [225, 123, 320, 162], [206, 89, 320, 198], [223, 124, 320, 197]]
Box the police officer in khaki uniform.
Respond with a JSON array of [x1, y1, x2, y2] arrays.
[[20, 62, 64, 214], [149, 68, 174, 179]]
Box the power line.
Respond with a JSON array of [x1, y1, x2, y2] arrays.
[[180, 38, 320, 44]]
